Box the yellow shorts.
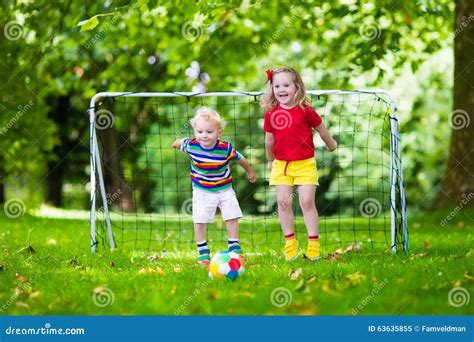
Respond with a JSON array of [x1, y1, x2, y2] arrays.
[[269, 158, 319, 186]]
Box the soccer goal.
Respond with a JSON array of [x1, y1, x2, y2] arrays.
[[88, 90, 408, 254]]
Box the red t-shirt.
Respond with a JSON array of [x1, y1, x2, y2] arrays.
[[263, 104, 322, 161]]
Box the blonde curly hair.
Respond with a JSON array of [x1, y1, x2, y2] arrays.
[[189, 107, 227, 130], [260, 67, 310, 112]]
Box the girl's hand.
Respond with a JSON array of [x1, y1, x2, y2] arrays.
[[267, 161, 273, 170], [327, 140, 337, 152], [247, 170, 257, 183], [172, 138, 182, 149]]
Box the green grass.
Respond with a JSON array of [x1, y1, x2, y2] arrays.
[[0, 209, 472, 315]]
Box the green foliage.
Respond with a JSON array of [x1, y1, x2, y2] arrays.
[[0, 0, 455, 210]]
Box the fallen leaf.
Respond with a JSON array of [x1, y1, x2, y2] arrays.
[[464, 272, 474, 282], [325, 253, 342, 261], [29, 291, 41, 300], [453, 280, 462, 287], [423, 240, 432, 249], [170, 285, 177, 295], [93, 286, 108, 294], [47, 239, 57, 246], [410, 253, 428, 260], [321, 281, 341, 298], [17, 245, 36, 254], [456, 221, 464, 228], [289, 268, 303, 281], [209, 289, 220, 300], [67, 257, 78, 266], [173, 267, 182, 273], [15, 287, 27, 298], [295, 279, 306, 291], [345, 272, 367, 285], [139, 267, 165, 275], [15, 302, 29, 309], [306, 275, 318, 283], [15, 273, 28, 282], [345, 243, 362, 253], [147, 253, 160, 261]]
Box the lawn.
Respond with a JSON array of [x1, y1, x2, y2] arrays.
[[0, 208, 472, 315]]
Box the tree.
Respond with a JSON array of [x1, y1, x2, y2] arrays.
[[434, 0, 474, 208]]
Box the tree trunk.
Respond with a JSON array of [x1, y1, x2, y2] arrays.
[[0, 162, 4, 203], [99, 126, 136, 212], [434, 0, 474, 208], [45, 96, 69, 207]]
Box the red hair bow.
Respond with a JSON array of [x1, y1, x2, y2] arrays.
[[266, 69, 273, 82]]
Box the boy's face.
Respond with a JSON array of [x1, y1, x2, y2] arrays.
[[272, 72, 297, 108], [193, 118, 221, 148]]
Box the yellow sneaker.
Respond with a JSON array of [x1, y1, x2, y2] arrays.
[[305, 239, 320, 260], [284, 239, 299, 261]]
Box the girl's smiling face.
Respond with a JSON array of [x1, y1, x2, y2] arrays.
[[272, 72, 297, 108]]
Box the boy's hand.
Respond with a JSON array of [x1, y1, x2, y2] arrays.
[[267, 161, 273, 170], [172, 138, 182, 149], [327, 140, 337, 152], [247, 170, 257, 183]]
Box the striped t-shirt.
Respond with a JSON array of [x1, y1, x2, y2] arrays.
[[180, 138, 242, 191]]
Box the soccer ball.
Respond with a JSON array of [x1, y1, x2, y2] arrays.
[[208, 251, 245, 280]]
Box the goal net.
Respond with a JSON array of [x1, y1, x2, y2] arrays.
[[88, 90, 408, 254]]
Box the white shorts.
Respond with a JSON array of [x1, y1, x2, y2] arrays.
[[192, 187, 243, 223]]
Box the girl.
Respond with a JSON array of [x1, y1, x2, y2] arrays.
[[172, 107, 256, 266], [262, 67, 337, 261]]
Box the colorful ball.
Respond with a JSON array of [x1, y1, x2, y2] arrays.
[[208, 251, 245, 280]]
